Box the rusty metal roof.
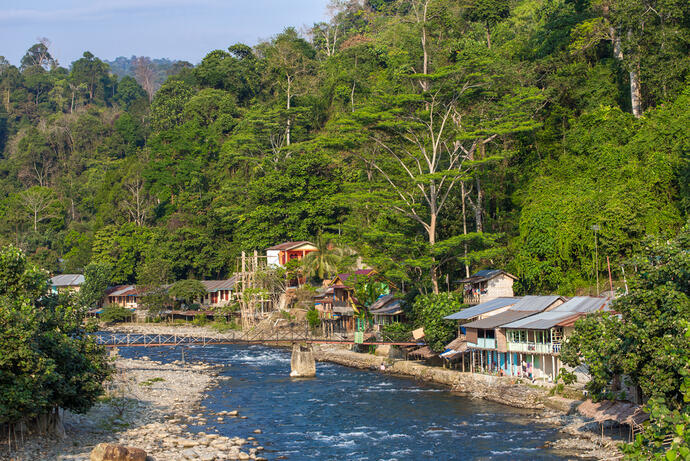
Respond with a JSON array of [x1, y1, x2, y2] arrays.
[[266, 241, 315, 251]]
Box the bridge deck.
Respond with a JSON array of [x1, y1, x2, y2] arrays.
[[95, 333, 423, 348]]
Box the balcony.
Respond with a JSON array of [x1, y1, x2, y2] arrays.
[[507, 342, 553, 354], [476, 338, 496, 349], [463, 294, 481, 305]]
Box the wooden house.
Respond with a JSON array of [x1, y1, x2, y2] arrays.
[[444, 297, 521, 334], [461, 295, 565, 375], [266, 241, 318, 267], [50, 274, 84, 294], [458, 269, 517, 305], [369, 294, 404, 329], [104, 285, 141, 310], [313, 269, 382, 334], [500, 296, 612, 381], [197, 277, 238, 308]]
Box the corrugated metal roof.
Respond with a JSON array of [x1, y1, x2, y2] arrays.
[[107, 285, 137, 297], [369, 294, 395, 310], [501, 296, 612, 330], [509, 295, 565, 311], [266, 241, 315, 251], [200, 277, 237, 292], [553, 296, 612, 313], [444, 337, 467, 351], [370, 299, 403, 315], [443, 297, 521, 320], [502, 311, 581, 330], [463, 310, 540, 329], [457, 269, 517, 284], [50, 274, 84, 286]]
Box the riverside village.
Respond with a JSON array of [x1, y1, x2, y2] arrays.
[[2, 1, 690, 460], [2, 236, 675, 461]]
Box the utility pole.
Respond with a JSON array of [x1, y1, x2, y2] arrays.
[[592, 225, 600, 296]]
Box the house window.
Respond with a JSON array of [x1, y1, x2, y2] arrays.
[[511, 330, 527, 343]]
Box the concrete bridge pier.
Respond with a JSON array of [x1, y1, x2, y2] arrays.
[[290, 343, 316, 377]]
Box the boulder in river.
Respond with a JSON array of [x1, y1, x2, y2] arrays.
[[90, 443, 147, 461]]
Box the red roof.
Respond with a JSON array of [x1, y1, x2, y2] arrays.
[[266, 241, 315, 251], [336, 269, 375, 285]]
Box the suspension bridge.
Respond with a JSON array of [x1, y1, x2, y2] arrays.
[[95, 330, 424, 348]]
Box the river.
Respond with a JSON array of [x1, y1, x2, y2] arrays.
[[118, 344, 567, 460]]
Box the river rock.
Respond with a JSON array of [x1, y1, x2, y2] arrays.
[[182, 447, 198, 459], [90, 443, 147, 461], [253, 429, 262, 434], [290, 343, 316, 377]]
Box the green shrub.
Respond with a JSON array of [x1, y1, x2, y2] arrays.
[[412, 293, 463, 352], [557, 368, 577, 385], [306, 308, 320, 329], [381, 322, 413, 342], [100, 305, 134, 323], [192, 314, 208, 326]]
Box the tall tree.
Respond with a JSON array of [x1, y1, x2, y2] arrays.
[[20, 38, 57, 70]]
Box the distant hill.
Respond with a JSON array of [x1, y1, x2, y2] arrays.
[[105, 56, 191, 93]]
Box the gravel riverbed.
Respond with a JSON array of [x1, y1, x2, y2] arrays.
[[3, 356, 266, 461]]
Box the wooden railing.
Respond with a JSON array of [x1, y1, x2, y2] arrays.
[[463, 294, 481, 305]]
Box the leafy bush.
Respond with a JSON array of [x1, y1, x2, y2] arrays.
[[100, 305, 134, 323], [192, 314, 208, 326], [557, 368, 577, 385], [306, 308, 320, 330], [381, 322, 413, 342], [412, 292, 463, 352], [210, 318, 241, 333]]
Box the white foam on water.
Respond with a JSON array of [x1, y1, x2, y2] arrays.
[[333, 440, 357, 448]]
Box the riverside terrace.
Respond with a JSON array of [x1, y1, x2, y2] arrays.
[[441, 295, 611, 381]]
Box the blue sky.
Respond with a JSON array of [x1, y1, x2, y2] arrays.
[[1, 0, 329, 66]]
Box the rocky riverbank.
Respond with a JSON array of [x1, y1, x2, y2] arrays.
[[3, 356, 266, 461]]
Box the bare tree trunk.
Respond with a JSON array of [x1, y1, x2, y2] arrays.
[[429, 212, 439, 294], [475, 176, 484, 233], [610, 26, 642, 118], [630, 68, 642, 117], [461, 181, 470, 278], [485, 26, 492, 49], [286, 76, 292, 146]]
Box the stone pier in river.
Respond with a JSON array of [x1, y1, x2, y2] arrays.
[[290, 343, 316, 377]]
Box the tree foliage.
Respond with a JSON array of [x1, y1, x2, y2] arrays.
[[0, 245, 111, 430], [562, 224, 690, 408], [412, 292, 463, 352]]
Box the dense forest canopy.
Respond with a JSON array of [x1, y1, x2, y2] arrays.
[[0, 0, 687, 295]]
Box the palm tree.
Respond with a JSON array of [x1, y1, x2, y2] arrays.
[[301, 234, 355, 281]]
